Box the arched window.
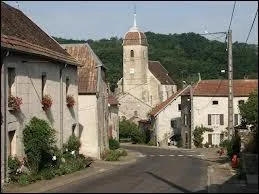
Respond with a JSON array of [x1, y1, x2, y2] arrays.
[[130, 50, 134, 57]]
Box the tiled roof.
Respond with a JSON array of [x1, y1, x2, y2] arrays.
[[149, 86, 190, 117], [62, 44, 104, 94], [1, 2, 79, 66], [123, 31, 148, 46], [108, 95, 119, 105], [181, 79, 258, 97], [148, 61, 175, 85]]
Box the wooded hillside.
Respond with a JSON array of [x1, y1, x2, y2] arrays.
[[54, 32, 258, 92]]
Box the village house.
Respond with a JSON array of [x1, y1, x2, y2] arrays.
[[181, 79, 258, 148], [148, 86, 191, 147], [1, 2, 80, 184], [62, 43, 109, 159], [108, 95, 120, 140], [116, 12, 177, 122]]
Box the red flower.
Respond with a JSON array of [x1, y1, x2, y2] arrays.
[[42, 95, 52, 111], [66, 95, 75, 108], [8, 95, 23, 111]]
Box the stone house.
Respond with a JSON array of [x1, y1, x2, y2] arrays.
[[116, 12, 177, 121], [1, 2, 79, 184], [62, 43, 109, 159], [108, 95, 119, 140], [181, 79, 258, 148], [148, 86, 191, 147]]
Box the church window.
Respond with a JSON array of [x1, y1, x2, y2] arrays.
[[130, 50, 134, 57]]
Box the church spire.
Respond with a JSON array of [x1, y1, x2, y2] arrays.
[[133, 4, 137, 27]]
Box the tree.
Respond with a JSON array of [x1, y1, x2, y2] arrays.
[[239, 91, 258, 128]]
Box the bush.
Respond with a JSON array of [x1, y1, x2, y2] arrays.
[[119, 149, 128, 156], [219, 139, 231, 148], [204, 142, 210, 148], [109, 139, 120, 150], [193, 125, 213, 148], [147, 139, 156, 146], [18, 174, 30, 185], [119, 120, 136, 139], [40, 167, 56, 180], [8, 156, 22, 183], [101, 149, 122, 161], [131, 127, 145, 144], [23, 117, 56, 173], [64, 135, 81, 153]]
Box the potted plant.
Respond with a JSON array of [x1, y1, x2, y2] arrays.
[[66, 95, 75, 108], [8, 95, 23, 112], [42, 95, 52, 111]]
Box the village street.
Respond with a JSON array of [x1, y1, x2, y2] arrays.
[[46, 145, 209, 193]]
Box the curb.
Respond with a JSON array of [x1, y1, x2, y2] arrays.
[[3, 150, 140, 193]]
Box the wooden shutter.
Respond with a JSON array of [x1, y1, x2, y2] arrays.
[[208, 114, 211, 125], [234, 114, 239, 126], [220, 114, 224, 125]]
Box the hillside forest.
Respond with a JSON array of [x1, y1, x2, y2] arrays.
[[54, 32, 258, 92]]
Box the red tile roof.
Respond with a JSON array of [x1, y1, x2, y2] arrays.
[[149, 86, 190, 117], [63, 44, 103, 94], [181, 79, 258, 97], [1, 2, 79, 66], [123, 31, 148, 46], [108, 95, 119, 105], [148, 61, 175, 85]]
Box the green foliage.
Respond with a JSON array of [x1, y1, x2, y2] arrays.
[[54, 33, 257, 92], [23, 117, 56, 173], [119, 149, 128, 157], [225, 135, 241, 158], [64, 135, 81, 153], [193, 125, 213, 148], [18, 174, 30, 185], [109, 138, 120, 150], [204, 142, 210, 148], [239, 91, 258, 127], [40, 167, 56, 180], [147, 139, 156, 146], [101, 149, 127, 161], [8, 156, 22, 183]]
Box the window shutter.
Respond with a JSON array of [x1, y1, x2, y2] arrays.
[[220, 114, 224, 125], [208, 114, 211, 125], [234, 114, 238, 126]]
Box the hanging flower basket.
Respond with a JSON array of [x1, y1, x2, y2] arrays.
[[8, 95, 23, 112], [66, 95, 75, 108], [42, 95, 52, 111]]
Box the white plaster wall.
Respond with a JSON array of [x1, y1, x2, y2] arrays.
[[108, 106, 119, 140], [156, 96, 181, 146], [4, 54, 78, 159], [118, 93, 152, 120], [193, 96, 249, 145], [160, 85, 177, 101], [78, 95, 99, 159]]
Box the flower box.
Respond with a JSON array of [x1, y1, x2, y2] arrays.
[[66, 95, 75, 108], [8, 95, 22, 112], [42, 95, 52, 111]]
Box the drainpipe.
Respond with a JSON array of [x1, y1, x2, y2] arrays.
[[96, 64, 101, 158], [60, 64, 67, 149]]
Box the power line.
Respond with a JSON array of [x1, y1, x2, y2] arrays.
[[245, 8, 258, 44], [228, 1, 237, 32]]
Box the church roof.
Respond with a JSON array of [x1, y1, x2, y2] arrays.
[[1, 2, 79, 66], [148, 61, 175, 85], [123, 31, 148, 46], [62, 43, 106, 94]]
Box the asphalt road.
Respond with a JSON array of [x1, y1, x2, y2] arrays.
[[47, 145, 209, 193]]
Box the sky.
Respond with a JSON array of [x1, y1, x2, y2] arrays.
[[4, 1, 258, 44]]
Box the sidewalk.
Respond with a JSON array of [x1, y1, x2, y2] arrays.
[[2, 149, 140, 193]]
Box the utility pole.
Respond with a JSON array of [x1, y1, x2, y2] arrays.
[[227, 30, 234, 140], [189, 84, 194, 149]]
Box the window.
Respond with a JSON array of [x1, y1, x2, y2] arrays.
[[42, 72, 46, 98], [208, 114, 224, 126], [130, 50, 134, 57], [171, 119, 177, 128], [8, 68, 15, 96], [178, 104, 181, 111], [234, 114, 239, 126], [184, 114, 188, 126], [66, 77, 70, 95], [212, 100, 218, 105], [8, 131, 15, 156]]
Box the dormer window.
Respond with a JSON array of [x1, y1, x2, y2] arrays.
[[130, 50, 134, 57]]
